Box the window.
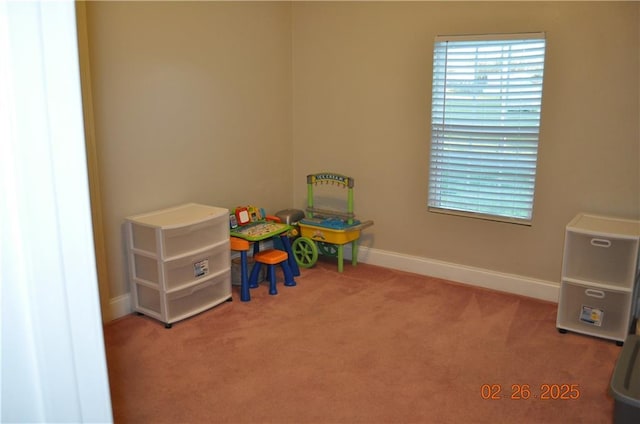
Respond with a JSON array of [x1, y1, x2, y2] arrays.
[[428, 33, 546, 224]]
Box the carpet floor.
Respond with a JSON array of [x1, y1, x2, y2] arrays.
[[104, 258, 622, 423]]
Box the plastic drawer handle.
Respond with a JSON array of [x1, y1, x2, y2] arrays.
[[585, 289, 605, 299], [590, 238, 611, 248]]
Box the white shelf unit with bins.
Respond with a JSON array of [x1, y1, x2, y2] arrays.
[[556, 213, 640, 345], [125, 203, 231, 328]]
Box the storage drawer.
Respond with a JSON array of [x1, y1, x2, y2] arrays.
[[161, 214, 228, 259], [133, 242, 230, 290], [163, 243, 229, 290], [126, 203, 229, 258], [556, 281, 633, 341], [563, 231, 639, 289], [166, 271, 231, 322]]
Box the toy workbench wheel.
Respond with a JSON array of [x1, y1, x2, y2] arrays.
[[292, 236, 318, 268]]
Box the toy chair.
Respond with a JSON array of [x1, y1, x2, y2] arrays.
[[249, 249, 297, 295]]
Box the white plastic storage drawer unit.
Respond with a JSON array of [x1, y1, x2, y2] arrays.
[[556, 213, 640, 345], [125, 203, 232, 328], [557, 281, 634, 342]]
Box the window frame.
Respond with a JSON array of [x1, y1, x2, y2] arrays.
[[428, 32, 547, 225]]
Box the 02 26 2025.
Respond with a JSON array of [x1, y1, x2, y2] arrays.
[[480, 383, 581, 400]]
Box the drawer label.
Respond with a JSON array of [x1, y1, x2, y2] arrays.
[[193, 259, 209, 278], [580, 305, 603, 327]]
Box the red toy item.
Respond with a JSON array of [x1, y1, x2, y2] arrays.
[[235, 207, 250, 225]]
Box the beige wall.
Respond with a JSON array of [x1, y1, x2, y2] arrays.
[[84, 1, 639, 319], [292, 1, 639, 280], [84, 1, 293, 314]]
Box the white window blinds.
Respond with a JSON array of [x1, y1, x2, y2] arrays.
[[428, 32, 546, 224]]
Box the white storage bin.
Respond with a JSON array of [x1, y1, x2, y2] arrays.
[[557, 281, 633, 342], [564, 231, 640, 289], [126, 203, 232, 327], [165, 271, 231, 323], [557, 213, 640, 344]]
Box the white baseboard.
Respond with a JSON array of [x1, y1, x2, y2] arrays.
[[107, 293, 132, 322], [107, 244, 560, 321], [352, 246, 560, 303]]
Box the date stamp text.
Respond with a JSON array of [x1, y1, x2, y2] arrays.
[[480, 384, 581, 400]]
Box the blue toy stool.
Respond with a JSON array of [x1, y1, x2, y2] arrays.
[[249, 249, 296, 295]]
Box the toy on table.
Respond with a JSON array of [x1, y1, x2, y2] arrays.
[[291, 172, 373, 272], [229, 206, 289, 242]]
